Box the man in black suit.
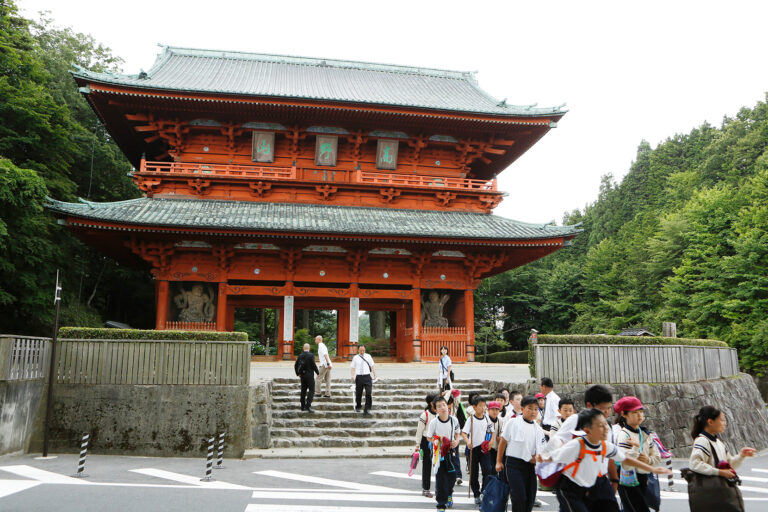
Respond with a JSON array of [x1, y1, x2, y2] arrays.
[[295, 343, 319, 413]]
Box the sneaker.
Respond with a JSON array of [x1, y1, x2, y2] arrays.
[[306, 407, 315, 413], [474, 496, 481, 505], [421, 489, 433, 498], [355, 407, 362, 413], [447, 495, 453, 508], [363, 410, 372, 416], [534, 498, 544, 507], [437, 508, 446, 512], [456, 478, 462, 486]]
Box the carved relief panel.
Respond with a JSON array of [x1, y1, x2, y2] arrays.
[[171, 282, 217, 322]]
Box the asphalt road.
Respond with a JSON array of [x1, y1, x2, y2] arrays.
[[3, 451, 768, 511]]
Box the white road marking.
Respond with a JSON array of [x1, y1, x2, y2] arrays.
[[0, 465, 89, 485], [245, 506, 443, 512], [130, 468, 250, 489], [254, 470, 412, 493], [673, 478, 768, 495], [251, 490, 474, 504], [369, 470, 469, 487], [673, 469, 768, 483], [0, 479, 41, 498]]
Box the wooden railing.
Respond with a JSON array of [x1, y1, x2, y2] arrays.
[[0, 335, 50, 381], [165, 321, 217, 331], [55, 339, 251, 385], [534, 344, 740, 384], [138, 159, 497, 193]]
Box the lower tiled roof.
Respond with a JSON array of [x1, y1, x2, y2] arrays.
[[45, 197, 580, 242]]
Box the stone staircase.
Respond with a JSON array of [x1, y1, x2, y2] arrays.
[[269, 378, 492, 450]]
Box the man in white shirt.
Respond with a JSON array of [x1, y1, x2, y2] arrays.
[[350, 344, 376, 416], [539, 377, 560, 435], [315, 335, 332, 397]]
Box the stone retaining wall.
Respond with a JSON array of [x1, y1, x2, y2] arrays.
[[0, 379, 46, 456], [250, 380, 273, 449], [485, 374, 768, 457]]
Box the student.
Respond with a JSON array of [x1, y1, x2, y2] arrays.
[[550, 397, 575, 435], [510, 390, 523, 417], [426, 396, 461, 512], [547, 385, 621, 511], [498, 388, 513, 417], [687, 405, 755, 512], [495, 396, 547, 512], [539, 377, 561, 435], [495, 392, 509, 421], [534, 393, 546, 424], [541, 409, 670, 512], [462, 396, 494, 505], [438, 345, 453, 391], [486, 400, 503, 478], [613, 396, 661, 512], [415, 394, 437, 498], [445, 393, 464, 485]]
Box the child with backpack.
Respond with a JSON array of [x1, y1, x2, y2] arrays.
[[550, 397, 575, 435], [462, 395, 494, 505], [614, 396, 661, 512], [426, 395, 461, 512], [540, 409, 671, 512], [486, 400, 504, 477], [415, 394, 438, 498]]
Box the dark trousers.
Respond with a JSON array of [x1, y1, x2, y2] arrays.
[[453, 446, 463, 479], [435, 456, 457, 509], [355, 374, 372, 411], [468, 446, 492, 498], [488, 448, 498, 478], [420, 436, 433, 491], [555, 477, 590, 512], [587, 475, 620, 512], [505, 456, 537, 512], [618, 473, 650, 512], [300, 373, 315, 409]]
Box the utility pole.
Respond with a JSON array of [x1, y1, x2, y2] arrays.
[[42, 270, 62, 458]]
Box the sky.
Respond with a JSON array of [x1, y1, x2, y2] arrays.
[[18, 0, 768, 225]]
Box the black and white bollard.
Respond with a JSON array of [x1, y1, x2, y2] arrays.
[[214, 432, 226, 469], [73, 433, 89, 478], [666, 458, 674, 491], [201, 437, 215, 481]]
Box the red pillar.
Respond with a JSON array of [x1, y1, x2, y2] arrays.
[[155, 280, 169, 330], [464, 289, 475, 362], [338, 307, 351, 360], [216, 282, 227, 331], [412, 288, 421, 362]]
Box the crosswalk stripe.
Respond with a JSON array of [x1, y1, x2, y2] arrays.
[[673, 469, 768, 483], [673, 478, 768, 495], [130, 468, 250, 489], [251, 490, 474, 504], [0, 465, 89, 485], [369, 470, 468, 486], [254, 470, 411, 493], [245, 506, 443, 512], [0, 479, 41, 499]]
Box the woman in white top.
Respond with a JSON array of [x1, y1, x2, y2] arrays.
[[437, 345, 452, 391], [686, 405, 755, 512]]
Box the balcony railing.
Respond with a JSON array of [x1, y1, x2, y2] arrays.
[[138, 159, 496, 193]]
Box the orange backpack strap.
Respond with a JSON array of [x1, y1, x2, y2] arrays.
[[561, 437, 587, 477]]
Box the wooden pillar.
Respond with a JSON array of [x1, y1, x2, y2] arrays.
[[155, 280, 169, 330], [338, 307, 351, 360], [389, 311, 397, 357], [281, 295, 294, 360], [412, 288, 421, 362], [464, 289, 475, 362], [216, 282, 228, 331], [226, 305, 235, 332]]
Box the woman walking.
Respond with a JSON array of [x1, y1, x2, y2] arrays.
[[438, 345, 452, 391]]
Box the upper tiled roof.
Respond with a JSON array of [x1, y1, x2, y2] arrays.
[[72, 46, 566, 118], [46, 197, 580, 242]]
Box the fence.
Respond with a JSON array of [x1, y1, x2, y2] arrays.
[[0, 335, 50, 381], [55, 339, 251, 385], [534, 344, 740, 384], [165, 321, 217, 331]]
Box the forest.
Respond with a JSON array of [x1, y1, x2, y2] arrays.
[[2, 1, 767, 371]]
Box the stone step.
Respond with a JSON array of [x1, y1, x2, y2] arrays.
[[272, 409, 420, 420], [272, 402, 426, 412], [272, 417, 415, 429], [271, 426, 414, 438], [271, 435, 413, 448], [270, 383, 489, 392], [272, 398, 427, 408], [270, 378, 488, 385]]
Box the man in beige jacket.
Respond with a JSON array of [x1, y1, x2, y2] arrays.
[[315, 335, 332, 397]]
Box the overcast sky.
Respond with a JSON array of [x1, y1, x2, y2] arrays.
[[19, 0, 768, 225]]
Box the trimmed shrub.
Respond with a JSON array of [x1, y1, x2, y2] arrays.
[[484, 350, 528, 364], [529, 334, 729, 377], [58, 327, 248, 342]]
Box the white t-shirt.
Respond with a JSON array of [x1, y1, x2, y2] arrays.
[[543, 390, 561, 426], [549, 437, 626, 488], [426, 415, 460, 440], [501, 416, 546, 461], [438, 355, 452, 380], [351, 353, 374, 375], [546, 413, 618, 475], [317, 342, 330, 367], [462, 414, 492, 446]]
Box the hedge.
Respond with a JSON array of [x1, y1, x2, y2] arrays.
[[58, 327, 248, 342], [529, 334, 730, 377], [484, 350, 528, 364]]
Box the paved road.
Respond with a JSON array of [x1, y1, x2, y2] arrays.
[[3, 451, 768, 511]]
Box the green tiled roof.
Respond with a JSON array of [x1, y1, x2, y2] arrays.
[[72, 46, 567, 118], [46, 197, 581, 242]]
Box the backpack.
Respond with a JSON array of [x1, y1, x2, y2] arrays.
[[480, 474, 509, 512], [536, 437, 607, 488], [295, 356, 305, 376]]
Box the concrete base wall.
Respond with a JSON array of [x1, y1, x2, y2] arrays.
[[0, 379, 46, 456], [485, 374, 768, 457], [29, 384, 251, 458], [250, 380, 273, 449]]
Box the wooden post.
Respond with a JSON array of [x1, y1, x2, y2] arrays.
[[464, 289, 475, 362], [282, 296, 294, 360], [338, 307, 351, 360], [412, 288, 421, 362], [216, 282, 227, 331], [156, 280, 169, 330], [389, 311, 397, 357], [662, 322, 677, 338]]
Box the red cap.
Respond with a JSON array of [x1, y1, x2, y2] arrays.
[[614, 396, 644, 413], [451, 389, 461, 398], [488, 401, 501, 409], [535, 393, 546, 399]]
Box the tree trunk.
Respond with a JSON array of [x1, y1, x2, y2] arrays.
[[370, 310, 386, 340]]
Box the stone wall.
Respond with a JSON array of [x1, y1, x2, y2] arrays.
[[250, 380, 273, 449], [0, 379, 46, 456], [29, 384, 251, 457], [484, 374, 768, 457]]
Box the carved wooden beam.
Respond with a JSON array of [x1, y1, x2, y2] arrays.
[[212, 244, 235, 272], [125, 238, 175, 273], [409, 251, 432, 281], [345, 248, 369, 280], [279, 246, 304, 280]]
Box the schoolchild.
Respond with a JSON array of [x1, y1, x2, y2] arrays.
[[510, 390, 523, 417], [540, 409, 670, 512], [539, 377, 561, 436], [486, 400, 504, 478], [415, 393, 438, 498], [534, 393, 546, 425], [614, 396, 661, 512], [445, 393, 464, 485], [495, 396, 547, 512], [550, 397, 575, 435], [495, 392, 509, 422], [461, 396, 494, 505], [426, 396, 462, 512], [686, 405, 755, 512]]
